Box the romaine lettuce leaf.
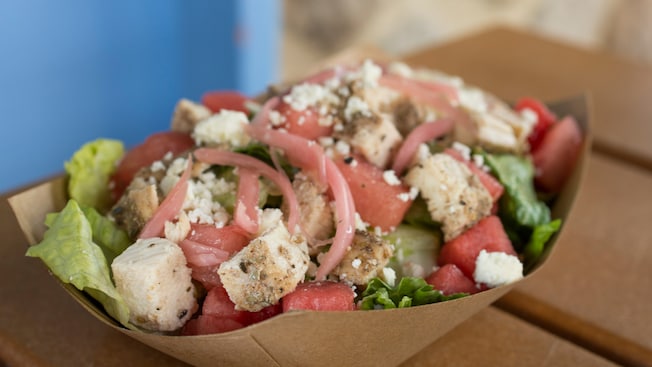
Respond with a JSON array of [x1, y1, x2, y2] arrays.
[[359, 277, 467, 310], [523, 219, 562, 270], [26, 200, 134, 329], [45, 205, 130, 263], [484, 153, 550, 229], [65, 139, 124, 212]]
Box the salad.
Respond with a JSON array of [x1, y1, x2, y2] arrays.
[[26, 59, 583, 335]]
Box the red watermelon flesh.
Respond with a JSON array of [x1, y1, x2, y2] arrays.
[[437, 215, 516, 279], [426, 264, 479, 295]]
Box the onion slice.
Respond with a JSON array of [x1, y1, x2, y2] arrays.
[[138, 155, 193, 239], [314, 158, 356, 280], [193, 149, 300, 234], [248, 106, 356, 279], [234, 167, 260, 234], [392, 119, 455, 176]]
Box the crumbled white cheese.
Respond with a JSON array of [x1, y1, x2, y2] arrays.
[[346, 59, 383, 88], [344, 95, 372, 121], [164, 211, 191, 243], [387, 61, 413, 78], [397, 192, 409, 202], [182, 171, 234, 227], [335, 140, 351, 155], [150, 160, 166, 173], [318, 136, 334, 147], [452, 141, 472, 161], [268, 110, 286, 127], [351, 258, 362, 269], [193, 110, 250, 148], [160, 157, 190, 196], [353, 211, 369, 231], [318, 114, 335, 127], [383, 170, 401, 186], [473, 250, 524, 288], [283, 83, 339, 112]]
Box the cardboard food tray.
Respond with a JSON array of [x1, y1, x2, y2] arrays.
[[8, 52, 592, 366]]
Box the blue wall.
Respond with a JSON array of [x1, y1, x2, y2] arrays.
[[0, 0, 280, 193]]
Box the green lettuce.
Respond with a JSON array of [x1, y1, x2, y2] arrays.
[[523, 219, 562, 270], [27, 200, 134, 329], [46, 205, 131, 264], [359, 277, 467, 310], [65, 139, 124, 212], [484, 153, 550, 229]]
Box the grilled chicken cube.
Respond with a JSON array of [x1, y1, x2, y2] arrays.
[[405, 153, 492, 241], [286, 172, 334, 243], [218, 220, 310, 312], [331, 230, 393, 286], [338, 113, 403, 168], [111, 178, 160, 238], [111, 237, 198, 331], [171, 98, 213, 134]]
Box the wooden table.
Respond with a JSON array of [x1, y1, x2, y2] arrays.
[[1, 26, 651, 366]]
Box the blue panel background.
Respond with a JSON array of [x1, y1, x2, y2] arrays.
[[0, 0, 280, 193]]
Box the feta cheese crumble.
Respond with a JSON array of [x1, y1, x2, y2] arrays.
[[382, 170, 401, 186], [344, 95, 372, 121], [473, 250, 524, 288], [192, 110, 250, 148]]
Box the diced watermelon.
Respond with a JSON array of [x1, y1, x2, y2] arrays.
[[426, 264, 479, 295], [532, 115, 583, 193], [334, 154, 412, 231], [110, 131, 194, 200], [445, 148, 504, 201], [274, 101, 333, 140], [282, 281, 356, 312], [243, 303, 282, 325], [514, 97, 557, 152], [202, 91, 251, 114], [181, 315, 244, 336], [437, 216, 516, 279], [180, 224, 251, 289], [202, 286, 250, 324], [186, 224, 251, 254], [202, 286, 282, 327]]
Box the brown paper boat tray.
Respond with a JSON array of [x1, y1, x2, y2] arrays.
[[8, 53, 592, 366]]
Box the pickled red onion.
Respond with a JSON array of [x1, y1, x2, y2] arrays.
[[392, 119, 455, 176], [379, 73, 459, 104], [248, 106, 355, 279], [314, 158, 356, 280], [234, 168, 260, 234], [138, 155, 193, 239], [193, 149, 300, 233]]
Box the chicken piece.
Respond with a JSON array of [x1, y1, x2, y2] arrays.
[[331, 230, 393, 286], [337, 113, 403, 168], [111, 237, 198, 331], [285, 172, 334, 244], [111, 178, 160, 238], [218, 219, 309, 312], [404, 153, 492, 241], [170, 98, 213, 134], [458, 88, 533, 154], [470, 112, 521, 153], [392, 98, 422, 137]]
